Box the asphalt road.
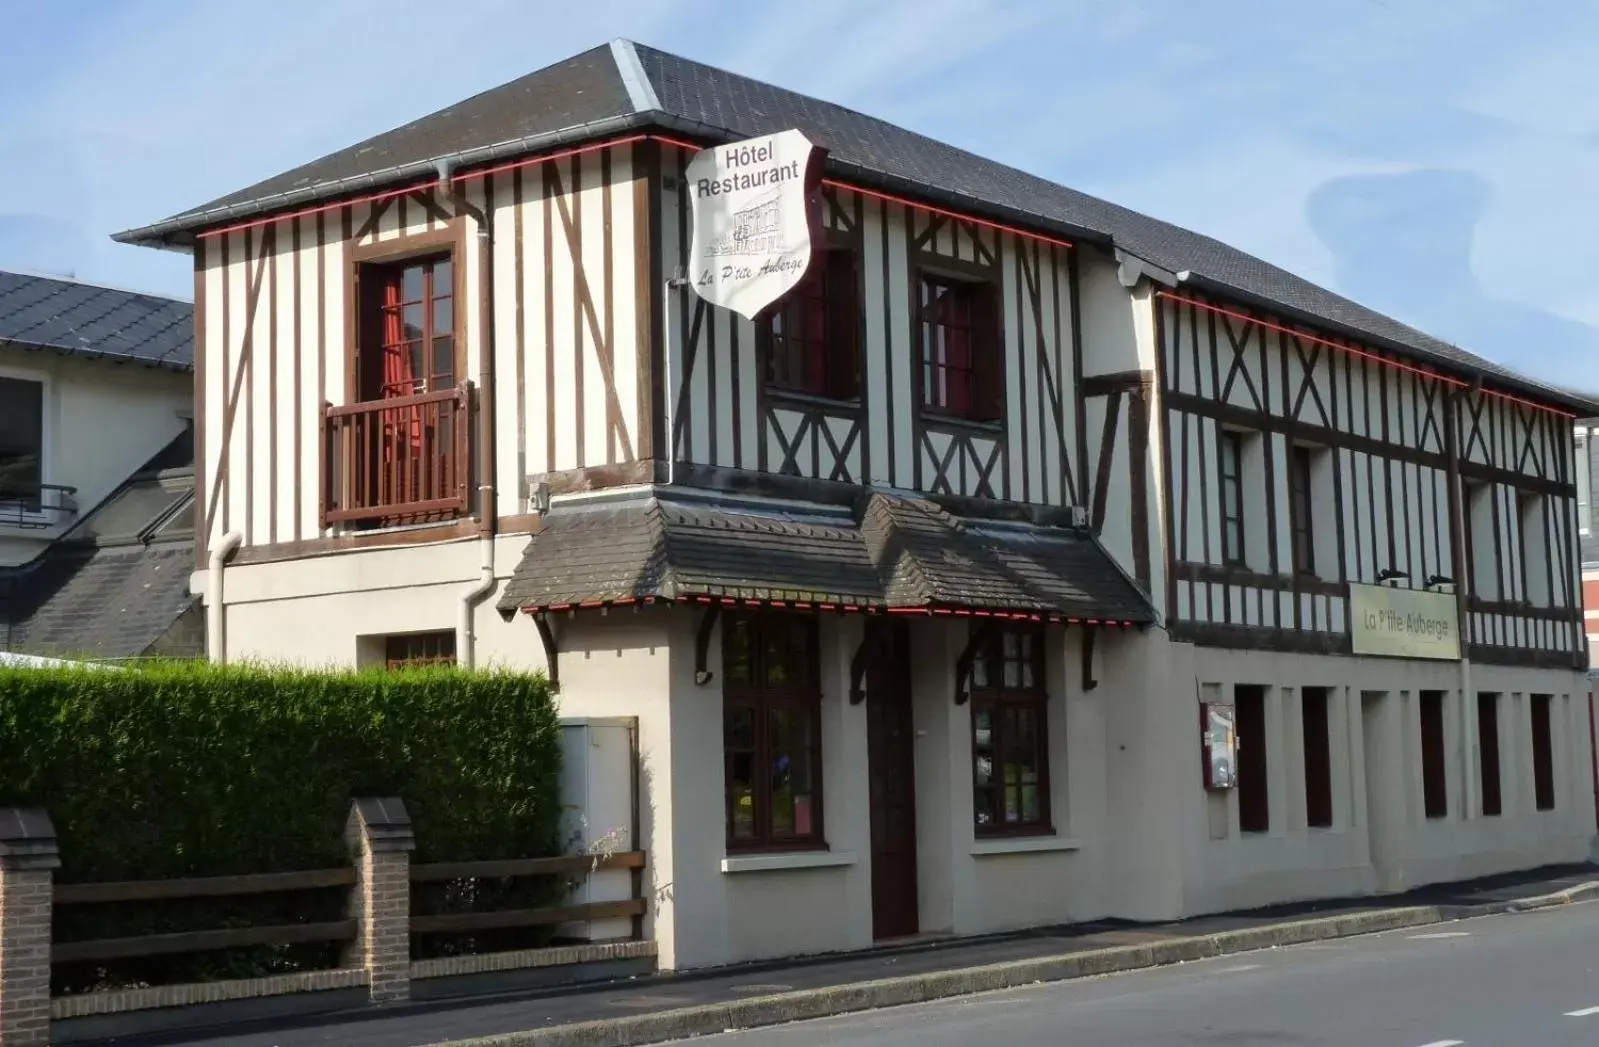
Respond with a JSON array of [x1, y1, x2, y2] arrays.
[[683, 900, 1599, 1047]]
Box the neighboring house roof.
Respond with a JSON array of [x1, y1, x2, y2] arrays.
[[0, 427, 199, 661], [496, 489, 1154, 625], [111, 40, 1598, 415], [0, 270, 193, 371]]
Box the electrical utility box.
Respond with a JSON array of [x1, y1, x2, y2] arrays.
[[558, 717, 638, 942]]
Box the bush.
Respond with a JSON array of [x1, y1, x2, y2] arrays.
[[0, 660, 564, 991]]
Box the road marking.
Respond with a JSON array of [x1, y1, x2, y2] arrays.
[[1565, 1005, 1599, 1017], [1414, 1040, 1464, 1047], [1409, 931, 1472, 939]]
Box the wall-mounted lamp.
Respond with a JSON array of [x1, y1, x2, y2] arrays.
[[1377, 568, 1409, 587], [1424, 574, 1455, 590]]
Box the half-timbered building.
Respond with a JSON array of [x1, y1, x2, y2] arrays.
[[116, 40, 1599, 970]]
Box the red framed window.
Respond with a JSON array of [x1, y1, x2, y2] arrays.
[[919, 275, 1002, 423], [970, 626, 1051, 834], [765, 249, 860, 401], [385, 631, 456, 670], [723, 612, 825, 851], [358, 255, 456, 402]]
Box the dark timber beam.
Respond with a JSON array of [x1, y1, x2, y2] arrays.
[[533, 613, 559, 687], [1081, 625, 1099, 692], [693, 603, 721, 686], [953, 620, 998, 706]]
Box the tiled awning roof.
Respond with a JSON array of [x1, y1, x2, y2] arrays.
[[496, 490, 1154, 626]]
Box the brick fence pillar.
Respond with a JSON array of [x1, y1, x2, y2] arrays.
[[344, 797, 414, 1004], [0, 808, 59, 1047]]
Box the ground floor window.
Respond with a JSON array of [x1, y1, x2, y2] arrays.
[[723, 611, 824, 851], [1478, 692, 1502, 817], [1420, 690, 1448, 819], [1531, 694, 1555, 811], [385, 631, 456, 669], [970, 626, 1051, 834], [1235, 685, 1269, 833], [1301, 687, 1333, 829]]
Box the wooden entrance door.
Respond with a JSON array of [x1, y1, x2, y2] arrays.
[[867, 620, 919, 939]]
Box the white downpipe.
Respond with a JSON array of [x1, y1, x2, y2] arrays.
[[206, 531, 244, 664], [457, 535, 496, 670]]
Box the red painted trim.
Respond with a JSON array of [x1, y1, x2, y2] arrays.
[[200, 135, 654, 241], [198, 132, 1074, 255], [1157, 291, 1574, 419]]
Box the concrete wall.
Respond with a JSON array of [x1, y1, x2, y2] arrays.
[[1177, 642, 1596, 914], [209, 540, 1598, 971], [0, 354, 189, 566]]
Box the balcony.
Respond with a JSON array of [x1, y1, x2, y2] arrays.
[[321, 383, 471, 529], [0, 483, 78, 530]]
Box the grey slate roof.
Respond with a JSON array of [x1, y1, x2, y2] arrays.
[[110, 40, 1593, 414], [496, 490, 1154, 624], [0, 271, 193, 371], [1, 427, 199, 661]]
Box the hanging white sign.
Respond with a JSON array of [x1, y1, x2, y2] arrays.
[[685, 129, 826, 320]]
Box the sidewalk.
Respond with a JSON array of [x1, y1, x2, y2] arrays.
[[88, 863, 1599, 1047]]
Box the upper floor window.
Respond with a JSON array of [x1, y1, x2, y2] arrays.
[[1220, 430, 1246, 566], [0, 375, 44, 509], [1464, 480, 1496, 599], [1517, 492, 1550, 606], [723, 611, 824, 852], [765, 248, 860, 401], [1289, 444, 1315, 576], [357, 254, 456, 402], [919, 275, 1002, 424], [970, 626, 1051, 835]]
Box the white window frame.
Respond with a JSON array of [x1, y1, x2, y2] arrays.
[[0, 361, 57, 529]]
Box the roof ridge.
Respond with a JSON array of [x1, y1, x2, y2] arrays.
[[608, 39, 660, 114], [0, 268, 192, 306]]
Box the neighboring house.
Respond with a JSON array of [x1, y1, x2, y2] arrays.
[[1574, 421, 1598, 665], [0, 271, 200, 660], [114, 40, 1599, 971]]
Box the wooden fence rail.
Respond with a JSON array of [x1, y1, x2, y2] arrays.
[[0, 801, 650, 1047]]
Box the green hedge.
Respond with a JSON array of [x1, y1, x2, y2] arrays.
[[0, 660, 565, 990]]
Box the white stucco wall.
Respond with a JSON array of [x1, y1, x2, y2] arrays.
[[0, 353, 190, 566], [1175, 643, 1596, 914], [207, 541, 1598, 971]]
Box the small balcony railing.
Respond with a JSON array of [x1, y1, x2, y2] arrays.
[[0, 483, 78, 530], [321, 383, 471, 528]]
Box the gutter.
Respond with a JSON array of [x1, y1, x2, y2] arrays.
[[111, 112, 1112, 257], [1, 339, 194, 373]]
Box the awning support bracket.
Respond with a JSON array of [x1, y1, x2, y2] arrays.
[[533, 612, 560, 687], [848, 618, 888, 705], [694, 603, 721, 686], [954, 620, 998, 706], [1082, 624, 1098, 692]]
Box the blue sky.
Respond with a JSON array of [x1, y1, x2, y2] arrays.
[[3, 0, 1596, 390]]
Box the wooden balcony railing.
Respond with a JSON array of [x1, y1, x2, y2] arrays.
[[322, 383, 471, 528]]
